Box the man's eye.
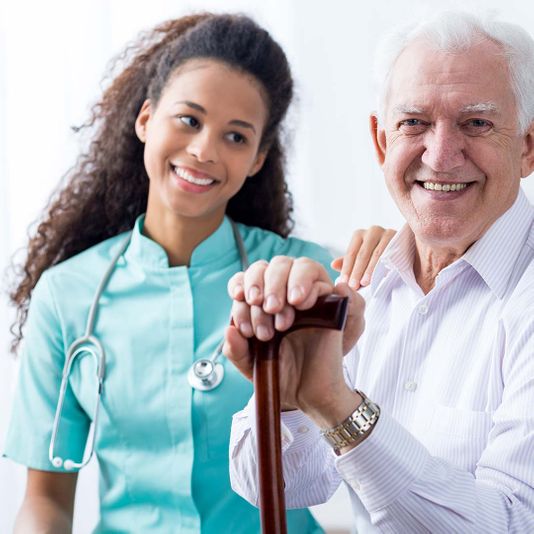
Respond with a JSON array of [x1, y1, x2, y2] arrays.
[[226, 132, 246, 144], [463, 118, 493, 134], [398, 119, 428, 133], [179, 115, 200, 128]]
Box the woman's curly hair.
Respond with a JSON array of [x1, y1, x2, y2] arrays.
[[10, 13, 295, 352]]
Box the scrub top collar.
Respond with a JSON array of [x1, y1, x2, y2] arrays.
[[125, 214, 240, 270]]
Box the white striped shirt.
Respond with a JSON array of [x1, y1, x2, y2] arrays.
[[230, 189, 534, 533]]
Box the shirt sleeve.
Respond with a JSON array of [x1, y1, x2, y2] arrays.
[[3, 273, 90, 472], [229, 394, 342, 508], [228, 347, 360, 508], [333, 306, 534, 533]]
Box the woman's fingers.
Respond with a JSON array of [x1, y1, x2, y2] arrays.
[[360, 229, 396, 286], [334, 226, 396, 288]]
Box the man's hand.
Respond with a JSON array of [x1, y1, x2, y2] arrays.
[[223, 256, 366, 426]]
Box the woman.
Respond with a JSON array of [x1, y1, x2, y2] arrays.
[[5, 13, 391, 533]]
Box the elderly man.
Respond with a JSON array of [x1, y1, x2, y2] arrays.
[[223, 10, 534, 533]]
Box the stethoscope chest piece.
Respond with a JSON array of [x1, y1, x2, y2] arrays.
[[188, 358, 225, 391]]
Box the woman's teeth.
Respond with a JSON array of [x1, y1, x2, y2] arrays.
[[174, 167, 215, 186], [423, 182, 468, 192]]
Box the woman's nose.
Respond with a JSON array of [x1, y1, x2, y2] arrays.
[[186, 130, 218, 163]]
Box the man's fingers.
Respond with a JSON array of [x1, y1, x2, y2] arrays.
[[231, 300, 254, 338], [274, 304, 295, 332], [263, 256, 294, 314], [227, 272, 245, 301], [223, 326, 253, 381], [334, 283, 366, 354], [243, 260, 269, 305], [250, 304, 275, 341], [287, 258, 334, 309]]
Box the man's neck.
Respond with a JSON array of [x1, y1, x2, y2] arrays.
[[413, 240, 470, 294]]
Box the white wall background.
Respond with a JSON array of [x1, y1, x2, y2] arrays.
[[1, 1, 534, 532]]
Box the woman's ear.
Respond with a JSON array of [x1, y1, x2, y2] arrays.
[[248, 150, 268, 177], [370, 114, 387, 167], [135, 100, 152, 143]]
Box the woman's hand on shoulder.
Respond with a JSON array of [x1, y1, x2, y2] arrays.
[[331, 226, 396, 289]]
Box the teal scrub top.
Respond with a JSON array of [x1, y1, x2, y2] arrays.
[[4, 216, 335, 533]]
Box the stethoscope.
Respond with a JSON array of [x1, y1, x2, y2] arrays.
[[49, 220, 249, 470]]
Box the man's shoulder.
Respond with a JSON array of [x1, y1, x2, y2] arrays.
[[502, 234, 534, 324]]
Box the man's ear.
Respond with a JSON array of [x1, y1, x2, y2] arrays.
[[135, 99, 152, 143], [248, 149, 268, 177], [370, 113, 387, 167], [520, 122, 534, 178]]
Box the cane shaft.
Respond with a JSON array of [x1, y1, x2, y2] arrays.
[[251, 294, 348, 534]]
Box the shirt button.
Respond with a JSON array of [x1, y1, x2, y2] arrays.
[[404, 380, 417, 392], [417, 303, 429, 315], [348, 478, 360, 490], [297, 425, 309, 434]]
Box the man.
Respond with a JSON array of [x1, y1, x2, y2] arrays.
[[223, 10, 534, 533]]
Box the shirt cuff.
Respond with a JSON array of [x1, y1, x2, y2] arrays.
[[334, 410, 430, 512], [281, 409, 323, 450], [239, 394, 323, 452]]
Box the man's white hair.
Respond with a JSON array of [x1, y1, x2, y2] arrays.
[[375, 10, 534, 133]]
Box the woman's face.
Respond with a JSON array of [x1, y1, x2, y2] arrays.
[[135, 59, 269, 226]]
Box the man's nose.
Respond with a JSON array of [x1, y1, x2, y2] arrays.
[[186, 130, 218, 163], [421, 123, 465, 172]]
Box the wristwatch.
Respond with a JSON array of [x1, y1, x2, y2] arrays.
[[320, 390, 380, 454]]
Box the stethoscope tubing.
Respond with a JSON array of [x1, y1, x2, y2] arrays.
[[49, 220, 248, 470]]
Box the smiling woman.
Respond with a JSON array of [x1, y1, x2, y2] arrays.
[[3, 13, 331, 534]]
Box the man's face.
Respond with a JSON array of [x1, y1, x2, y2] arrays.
[[373, 38, 534, 250]]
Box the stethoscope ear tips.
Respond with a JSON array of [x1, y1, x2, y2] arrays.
[[52, 457, 63, 468], [64, 460, 75, 471]]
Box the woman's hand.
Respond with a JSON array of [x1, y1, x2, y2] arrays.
[[331, 226, 396, 289]]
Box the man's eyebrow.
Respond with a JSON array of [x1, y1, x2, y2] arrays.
[[459, 102, 498, 114], [392, 105, 425, 114]]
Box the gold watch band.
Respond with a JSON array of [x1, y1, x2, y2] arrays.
[[320, 390, 380, 454]]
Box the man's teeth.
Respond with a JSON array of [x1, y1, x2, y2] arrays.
[[174, 167, 215, 186], [423, 182, 468, 192]]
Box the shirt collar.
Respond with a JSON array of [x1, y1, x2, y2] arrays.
[[125, 214, 239, 269], [370, 224, 418, 295], [461, 189, 534, 298], [370, 189, 534, 299]]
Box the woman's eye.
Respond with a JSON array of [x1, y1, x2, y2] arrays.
[[226, 132, 246, 144], [462, 118, 493, 134], [179, 115, 200, 128]]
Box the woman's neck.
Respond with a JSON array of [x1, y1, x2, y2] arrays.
[[143, 209, 225, 267]]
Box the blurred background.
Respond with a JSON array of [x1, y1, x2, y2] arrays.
[[1, 0, 534, 532]]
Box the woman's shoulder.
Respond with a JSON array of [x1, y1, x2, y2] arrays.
[[40, 231, 131, 292]]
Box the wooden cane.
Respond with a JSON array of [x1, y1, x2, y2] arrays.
[[250, 294, 349, 534]]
